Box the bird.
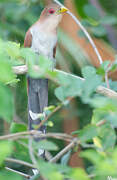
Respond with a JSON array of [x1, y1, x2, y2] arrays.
[[24, 3, 68, 157]]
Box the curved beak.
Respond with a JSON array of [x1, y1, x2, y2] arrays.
[[57, 7, 68, 14]]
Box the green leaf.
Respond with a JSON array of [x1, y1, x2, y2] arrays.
[[55, 71, 83, 101], [44, 105, 56, 116], [69, 168, 90, 180], [80, 149, 102, 165], [33, 140, 59, 151], [10, 123, 27, 133], [108, 80, 117, 91], [100, 15, 117, 25], [23, 51, 54, 78], [81, 149, 117, 177], [82, 66, 96, 79], [82, 76, 102, 99], [90, 97, 117, 111], [61, 150, 71, 166], [20, 48, 35, 62], [91, 109, 107, 124], [91, 25, 107, 37], [55, 66, 101, 102], [38, 55, 53, 72], [74, 0, 88, 18], [6, 78, 20, 86], [99, 125, 116, 150], [47, 121, 54, 127], [83, 4, 100, 20], [76, 124, 98, 142], [55, 87, 66, 101], [97, 61, 110, 76], [5, 41, 20, 59], [0, 53, 15, 84], [13, 141, 29, 162], [0, 141, 12, 166], [106, 114, 117, 127], [38, 160, 63, 180], [0, 84, 14, 122], [0, 170, 23, 180], [107, 59, 117, 73]]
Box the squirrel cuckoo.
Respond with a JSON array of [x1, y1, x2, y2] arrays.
[[24, 3, 68, 157]]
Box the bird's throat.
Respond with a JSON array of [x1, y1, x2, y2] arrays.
[[39, 14, 62, 33]]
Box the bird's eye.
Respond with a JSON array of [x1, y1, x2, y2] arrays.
[[48, 8, 55, 14]]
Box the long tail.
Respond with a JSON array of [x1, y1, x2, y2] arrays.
[[27, 77, 48, 157]]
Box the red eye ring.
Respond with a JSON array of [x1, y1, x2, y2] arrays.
[[48, 8, 55, 14]]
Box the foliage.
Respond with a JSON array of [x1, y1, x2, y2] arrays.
[[0, 0, 117, 180]]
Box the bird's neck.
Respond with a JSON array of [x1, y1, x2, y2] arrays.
[[35, 17, 59, 34]]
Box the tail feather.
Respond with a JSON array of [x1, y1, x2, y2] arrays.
[[27, 77, 48, 157]]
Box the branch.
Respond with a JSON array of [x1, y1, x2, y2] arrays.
[[5, 158, 48, 180], [18, 140, 53, 161], [67, 13, 103, 65], [3, 119, 107, 169], [49, 120, 107, 163], [96, 86, 117, 99], [35, 97, 73, 130], [12, 65, 117, 99], [96, 119, 106, 127], [50, 121, 107, 163], [54, 0, 110, 88], [53, 0, 64, 7], [0, 131, 73, 142], [28, 137, 38, 167], [5, 157, 35, 169], [5, 167, 31, 179], [50, 138, 78, 163], [36, 104, 62, 130], [12, 65, 28, 75]]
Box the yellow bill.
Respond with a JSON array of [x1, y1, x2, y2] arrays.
[[58, 7, 68, 13]]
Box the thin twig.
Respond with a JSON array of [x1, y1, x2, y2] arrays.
[[53, 0, 64, 7], [5, 157, 35, 169], [45, 151, 53, 161], [54, 0, 109, 88], [96, 85, 117, 99], [30, 139, 79, 179], [105, 71, 110, 89], [35, 104, 62, 130], [28, 137, 38, 167], [12, 65, 117, 99], [88, 174, 96, 178], [36, 97, 73, 130], [3, 119, 107, 170], [18, 140, 53, 160], [0, 119, 108, 143], [67, 11, 103, 65], [0, 131, 73, 142], [5, 167, 31, 179], [12, 65, 28, 75], [50, 138, 78, 163], [96, 119, 106, 127]]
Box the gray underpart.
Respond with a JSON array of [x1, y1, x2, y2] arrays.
[[28, 77, 48, 157]]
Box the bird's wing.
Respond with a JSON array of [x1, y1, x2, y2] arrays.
[[24, 29, 32, 48]]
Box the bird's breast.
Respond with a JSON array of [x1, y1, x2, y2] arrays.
[[30, 27, 57, 59]]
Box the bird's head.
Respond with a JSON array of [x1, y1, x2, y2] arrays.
[[39, 3, 68, 31]]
